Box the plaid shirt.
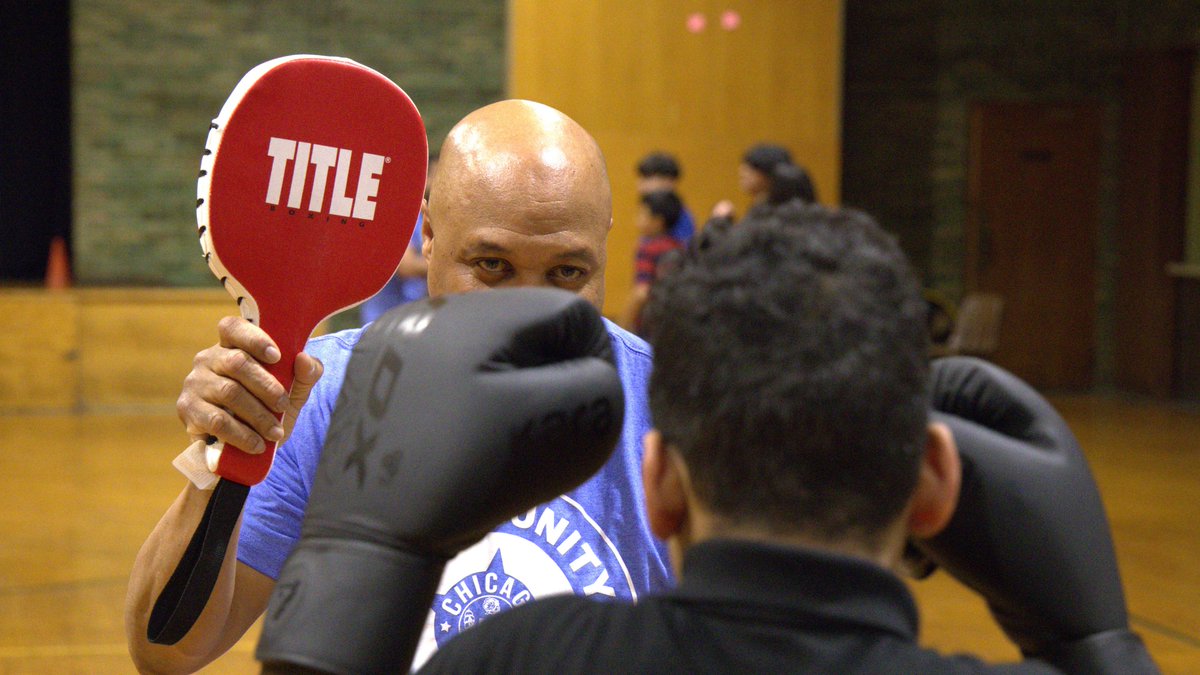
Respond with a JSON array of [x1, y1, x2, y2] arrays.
[[635, 234, 685, 285]]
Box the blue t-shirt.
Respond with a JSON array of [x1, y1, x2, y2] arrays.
[[673, 206, 696, 244], [238, 318, 672, 665]]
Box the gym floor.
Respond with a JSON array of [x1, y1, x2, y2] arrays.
[[0, 395, 1196, 673]]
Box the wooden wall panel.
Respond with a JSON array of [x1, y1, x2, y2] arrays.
[[0, 289, 254, 412], [0, 291, 78, 410], [509, 0, 844, 317], [77, 289, 235, 409]]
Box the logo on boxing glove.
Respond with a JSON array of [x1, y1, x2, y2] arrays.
[[510, 397, 617, 450], [326, 346, 404, 490]]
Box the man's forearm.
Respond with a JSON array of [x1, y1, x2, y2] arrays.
[[124, 483, 247, 674]]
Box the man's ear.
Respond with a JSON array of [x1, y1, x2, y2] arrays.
[[642, 430, 687, 540], [906, 422, 961, 539]]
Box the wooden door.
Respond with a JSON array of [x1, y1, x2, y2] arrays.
[[966, 102, 1103, 390]]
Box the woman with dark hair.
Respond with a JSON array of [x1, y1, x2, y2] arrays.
[[705, 142, 817, 233], [766, 161, 817, 206], [738, 143, 794, 204]]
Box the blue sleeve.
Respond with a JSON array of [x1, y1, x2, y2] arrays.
[[399, 213, 429, 302], [599, 320, 674, 592], [236, 329, 360, 579], [410, 212, 424, 248], [673, 206, 695, 244], [360, 212, 425, 324]]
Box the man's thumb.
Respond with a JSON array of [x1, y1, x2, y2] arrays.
[[282, 354, 324, 440]]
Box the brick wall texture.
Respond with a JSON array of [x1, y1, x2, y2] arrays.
[[72, 0, 504, 287]]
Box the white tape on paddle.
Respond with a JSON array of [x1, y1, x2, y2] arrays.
[[173, 439, 220, 490]]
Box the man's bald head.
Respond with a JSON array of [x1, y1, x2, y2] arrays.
[[431, 100, 611, 220], [423, 100, 613, 308]]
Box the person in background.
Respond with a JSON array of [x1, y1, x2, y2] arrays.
[[359, 154, 438, 324], [621, 190, 685, 336], [706, 142, 818, 235], [764, 161, 817, 207], [358, 216, 427, 323], [636, 151, 695, 244]]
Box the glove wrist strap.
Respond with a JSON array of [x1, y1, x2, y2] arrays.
[[256, 539, 447, 675], [1034, 629, 1160, 675]]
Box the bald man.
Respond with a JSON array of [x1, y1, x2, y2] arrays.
[[125, 100, 672, 674]]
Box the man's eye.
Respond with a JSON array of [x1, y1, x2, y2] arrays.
[[475, 258, 510, 274], [552, 266, 586, 282]]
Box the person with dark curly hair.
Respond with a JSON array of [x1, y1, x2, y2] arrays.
[[636, 151, 696, 243], [401, 202, 1156, 675]]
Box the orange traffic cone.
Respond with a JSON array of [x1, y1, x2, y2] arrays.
[[45, 236, 72, 290]]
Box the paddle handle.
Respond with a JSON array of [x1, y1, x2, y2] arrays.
[[206, 308, 308, 486]]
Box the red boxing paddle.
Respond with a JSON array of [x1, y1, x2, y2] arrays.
[[149, 55, 426, 645], [197, 54, 427, 486]]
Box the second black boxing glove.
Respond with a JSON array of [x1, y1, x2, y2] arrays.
[[256, 288, 624, 675], [918, 356, 1158, 674]]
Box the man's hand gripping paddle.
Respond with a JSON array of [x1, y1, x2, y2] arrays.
[[148, 55, 426, 645]]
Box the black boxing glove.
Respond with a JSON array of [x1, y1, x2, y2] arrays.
[[917, 357, 1158, 674], [256, 288, 624, 675]]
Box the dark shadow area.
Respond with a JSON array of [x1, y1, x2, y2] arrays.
[[0, 2, 72, 282], [841, 0, 940, 277]]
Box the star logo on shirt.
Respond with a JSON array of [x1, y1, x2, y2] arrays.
[[432, 551, 532, 647]]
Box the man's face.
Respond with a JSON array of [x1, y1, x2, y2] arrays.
[[636, 174, 676, 195], [738, 162, 769, 196], [635, 204, 664, 237], [423, 164, 610, 309]]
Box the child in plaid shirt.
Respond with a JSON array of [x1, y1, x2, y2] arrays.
[[621, 190, 685, 335]]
